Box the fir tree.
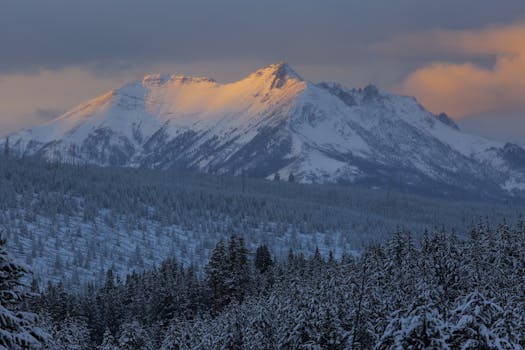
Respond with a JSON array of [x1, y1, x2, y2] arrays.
[[160, 322, 193, 350], [254, 244, 273, 273], [0, 236, 46, 349], [375, 291, 448, 350], [448, 291, 522, 349], [205, 239, 229, 311], [97, 329, 119, 350], [50, 317, 91, 350], [227, 235, 250, 303], [118, 321, 153, 350]]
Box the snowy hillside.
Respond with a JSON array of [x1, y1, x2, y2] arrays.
[[3, 63, 525, 198], [2, 156, 521, 288]]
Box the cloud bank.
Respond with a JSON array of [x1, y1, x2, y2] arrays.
[[398, 21, 525, 119]]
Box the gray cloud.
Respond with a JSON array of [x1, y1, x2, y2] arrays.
[[1, 0, 524, 75], [459, 112, 525, 143], [34, 108, 64, 121]]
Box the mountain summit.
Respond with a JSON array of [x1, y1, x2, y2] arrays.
[[250, 62, 303, 88], [3, 63, 525, 198]]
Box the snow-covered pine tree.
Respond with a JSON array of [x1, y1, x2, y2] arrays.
[[227, 235, 250, 303], [448, 291, 522, 349], [349, 253, 377, 350], [97, 329, 119, 350], [118, 321, 153, 350], [0, 235, 46, 349], [422, 230, 461, 322], [220, 320, 244, 350], [243, 301, 276, 350], [160, 321, 193, 350], [318, 306, 350, 350], [254, 244, 273, 273], [50, 317, 91, 350], [375, 290, 448, 350], [205, 239, 229, 311]]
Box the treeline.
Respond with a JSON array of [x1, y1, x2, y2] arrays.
[[3, 153, 516, 236], [31, 221, 525, 349]]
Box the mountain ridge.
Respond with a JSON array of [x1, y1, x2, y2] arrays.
[[3, 62, 525, 199]]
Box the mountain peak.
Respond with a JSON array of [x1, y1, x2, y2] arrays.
[[249, 62, 303, 89], [142, 73, 172, 85], [261, 62, 301, 77]]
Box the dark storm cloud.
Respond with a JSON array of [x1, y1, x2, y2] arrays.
[[1, 0, 524, 74]]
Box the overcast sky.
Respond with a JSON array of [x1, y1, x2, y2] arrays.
[[1, 0, 524, 141]]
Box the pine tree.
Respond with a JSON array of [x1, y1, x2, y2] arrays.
[[98, 329, 119, 350], [318, 307, 349, 350], [243, 303, 276, 350], [375, 291, 448, 350], [221, 321, 244, 350], [0, 236, 46, 349], [350, 254, 375, 350], [205, 239, 229, 311], [161, 322, 193, 350], [99, 269, 123, 337], [448, 291, 522, 349], [118, 321, 153, 350], [226, 235, 250, 304], [423, 231, 461, 322], [254, 244, 273, 273], [51, 317, 91, 350]]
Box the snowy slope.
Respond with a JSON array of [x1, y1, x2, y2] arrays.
[[3, 63, 525, 198]]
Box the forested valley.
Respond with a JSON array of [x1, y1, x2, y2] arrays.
[[1, 155, 522, 288]]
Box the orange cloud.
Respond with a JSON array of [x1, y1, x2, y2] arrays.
[[395, 21, 525, 119]]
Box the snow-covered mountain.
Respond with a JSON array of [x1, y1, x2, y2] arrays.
[[3, 62, 525, 198]]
